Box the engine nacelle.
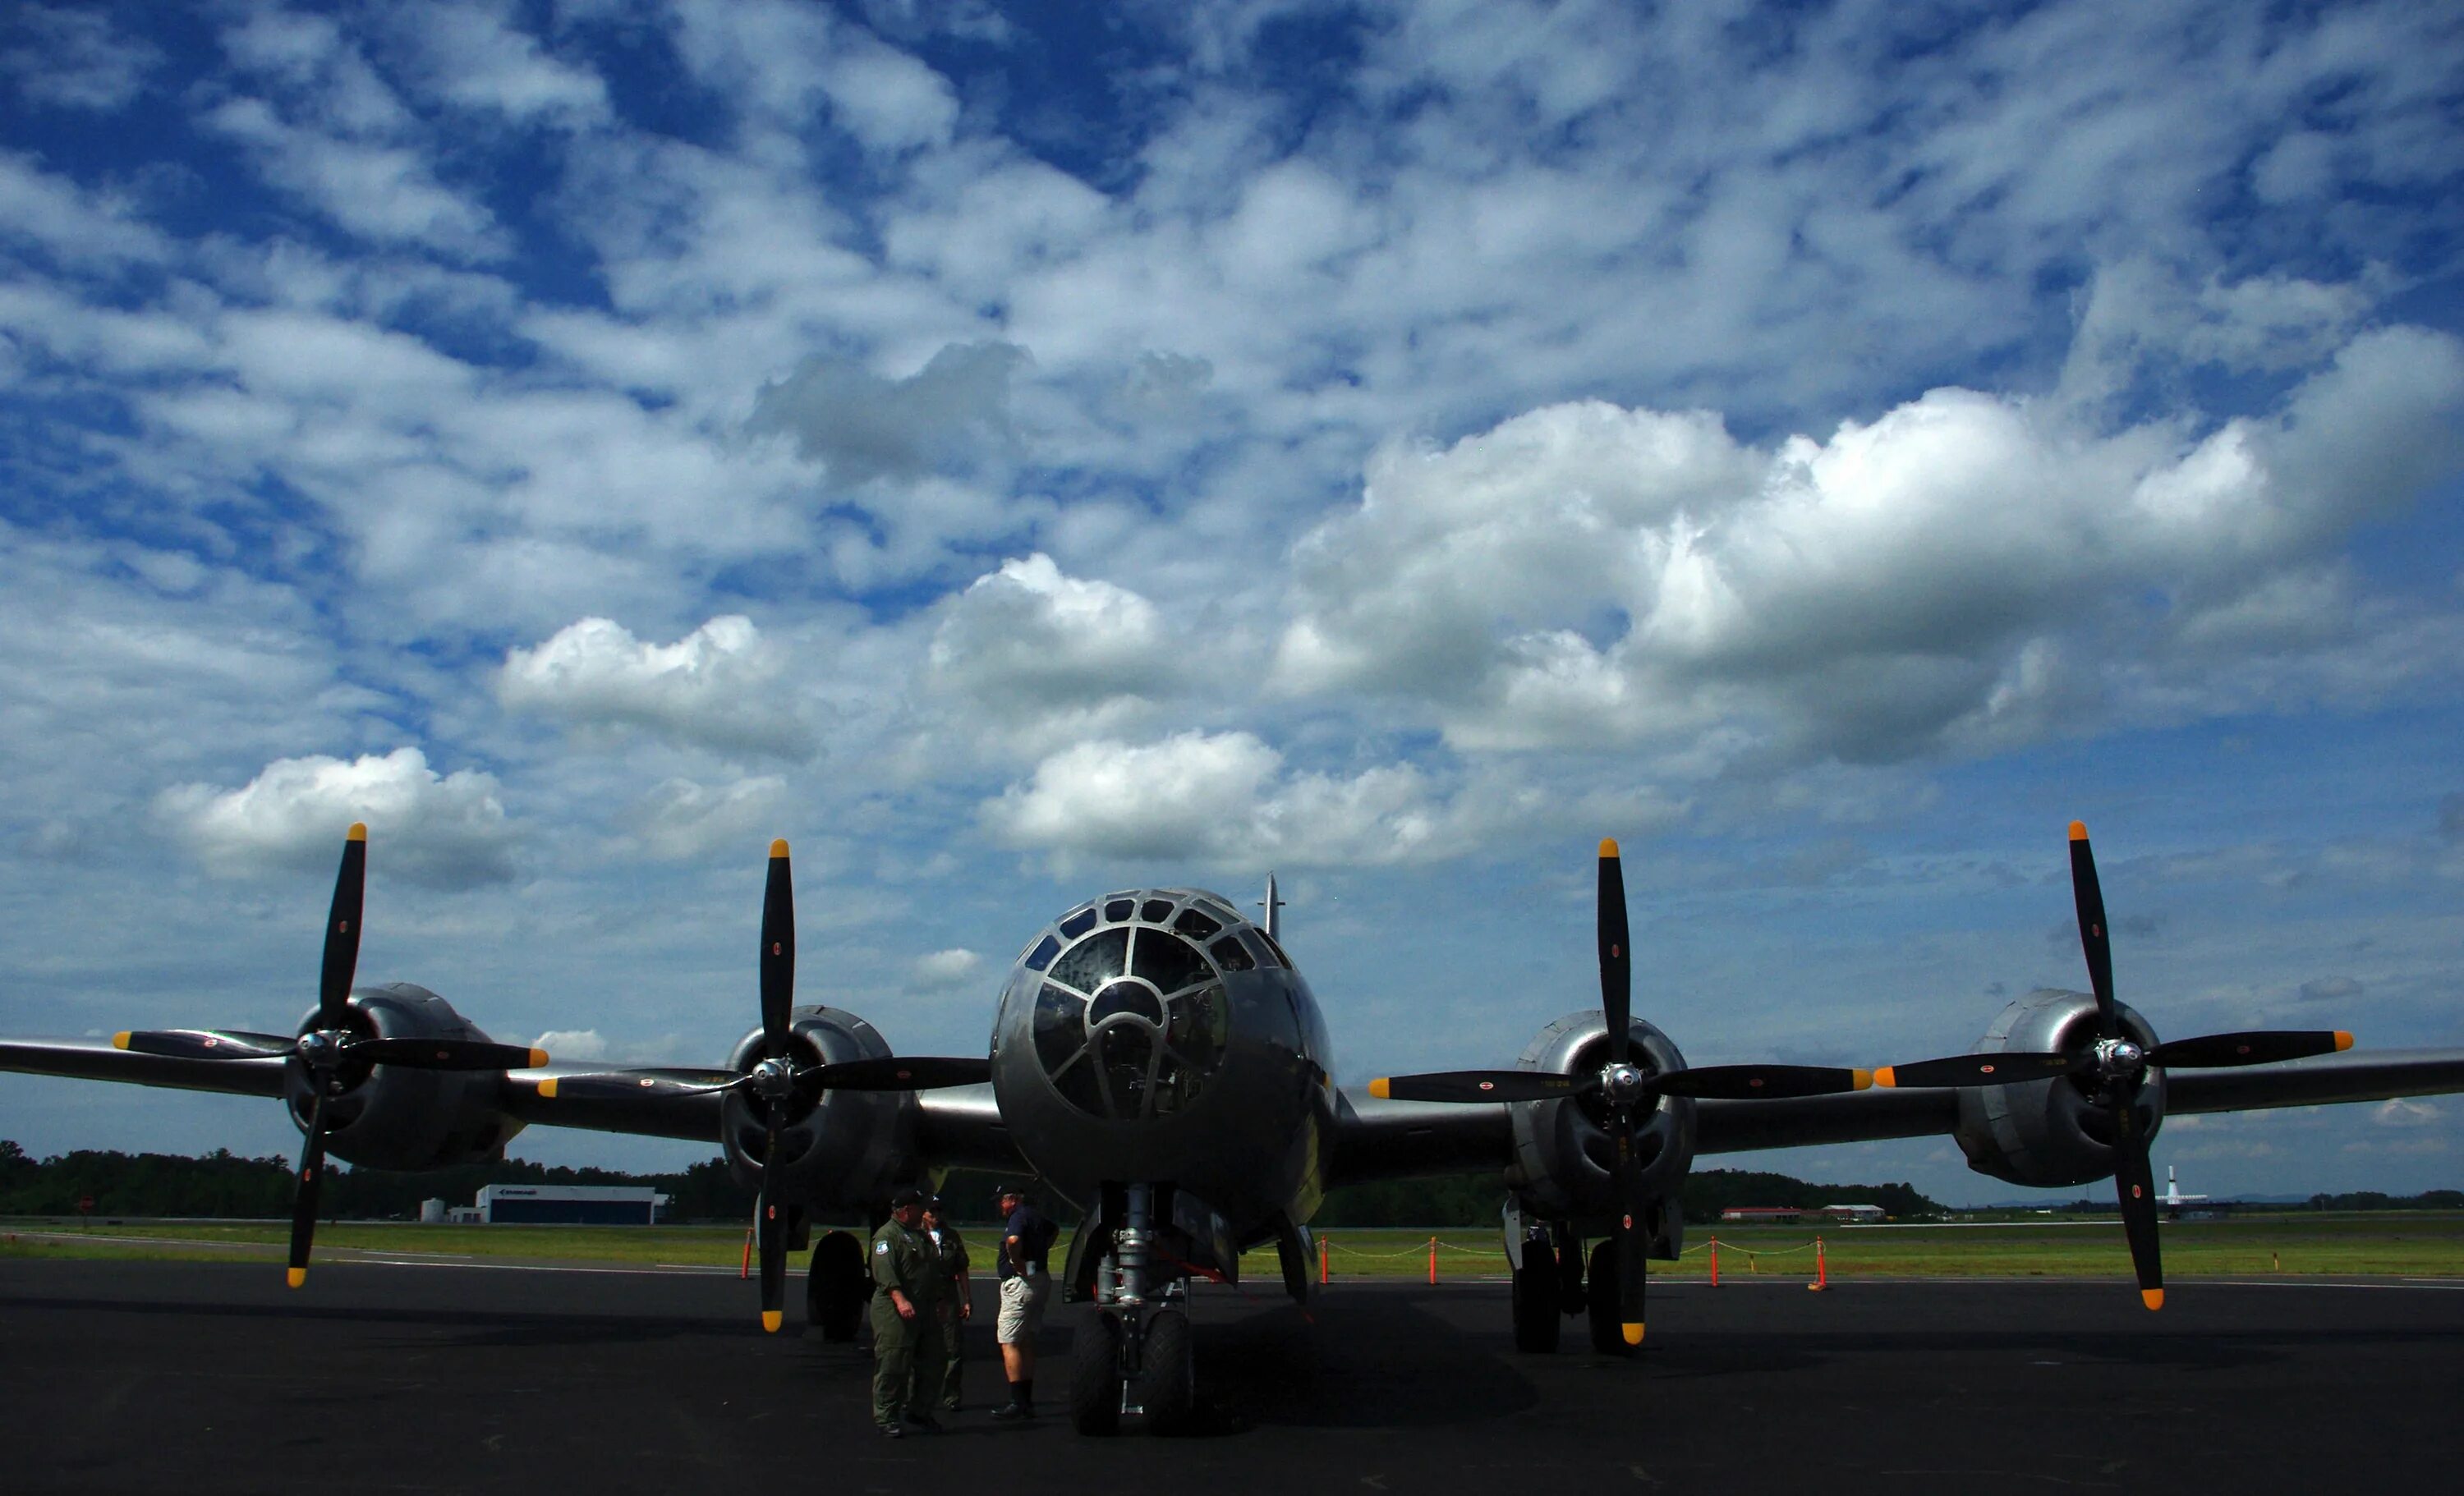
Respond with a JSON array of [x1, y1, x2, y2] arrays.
[[1951, 988, 2167, 1188], [284, 983, 526, 1170], [1506, 1012, 1696, 1255], [719, 1005, 919, 1209]]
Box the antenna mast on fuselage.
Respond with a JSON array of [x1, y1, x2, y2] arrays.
[[1259, 872, 1285, 942]]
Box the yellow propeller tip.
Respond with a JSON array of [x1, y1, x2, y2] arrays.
[[1598, 837, 1620, 858], [347, 822, 367, 842], [761, 1310, 784, 1333], [1368, 1077, 1391, 1100], [112, 1031, 132, 1050], [2067, 819, 2089, 841], [1873, 1066, 1896, 1089], [2333, 1031, 2354, 1052], [1850, 1068, 1873, 1091], [769, 837, 789, 858], [527, 1047, 549, 1067], [536, 1077, 559, 1099], [286, 1268, 306, 1289], [2140, 1288, 2164, 1311], [1621, 1322, 1644, 1345]]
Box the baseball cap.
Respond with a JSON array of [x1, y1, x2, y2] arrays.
[[890, 1185, 924, 1209]]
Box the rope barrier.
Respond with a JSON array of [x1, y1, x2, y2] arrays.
[[1304, 1231, 1841, 1283]]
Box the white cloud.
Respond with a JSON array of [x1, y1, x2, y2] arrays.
[[2, 6, 162, 112], [1273, 328, 2464, 765], [2372, 1099, 2441, 1129], [162, 747, 516, 889], [981, 731, 1526, 869], [630, 776, 790, 861], [926, 554, 1174, 735], [530, 1028, 611, 1063], [500, 617, 816, 762], [397, 2, 611, 126], [912, 948, 983, 989]]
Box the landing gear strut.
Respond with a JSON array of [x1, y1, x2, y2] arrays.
[[1069, 1182, 1196, 1435]]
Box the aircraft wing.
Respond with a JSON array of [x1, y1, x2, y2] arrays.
[[1329, 1088, 1515, 1184], [1691, 1047, 2464, 1154], [1, 1035, 291, 1099]]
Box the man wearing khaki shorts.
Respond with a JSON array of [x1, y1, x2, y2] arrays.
[[990, 1183, 1056, 1420]]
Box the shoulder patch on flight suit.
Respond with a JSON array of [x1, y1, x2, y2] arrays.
[[876, 1240, 890, 1254]]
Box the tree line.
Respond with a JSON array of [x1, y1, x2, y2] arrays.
[[2, 1141, 1940, 1227]]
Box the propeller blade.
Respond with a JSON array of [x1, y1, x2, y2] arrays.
[[760, 839, 795, 1060], [347, 1037, 549, 1071], [1655, 1064, 1872, 1100], [1599, 839, 1631, 1067], [2068, 821, 2118, 1040], [534, 1068, 745, 1102], [287, 1088, 329, 1289], [2109, 1079, 2163, 1310], [1367, 1070, 1588, 1104], [755, 1113, 786, 1333], [317, 824, 369, 1028], [112, 1029, 295, 1062], [1873, 1052, 2081, 1089], [2146, 1030, 2354, 1068], [803, 1055, 993, 1093], [1612, 1111, 1646, 1347]]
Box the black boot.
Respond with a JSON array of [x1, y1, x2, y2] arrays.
[[992, 1379, 1035, 1420]]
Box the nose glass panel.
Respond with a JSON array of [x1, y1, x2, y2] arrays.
[[1025, 894, 1241, 1121]]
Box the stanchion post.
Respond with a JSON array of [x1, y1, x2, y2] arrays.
[[1427, 1236, 1437, 1285], [1808, 1234, 1829, 1292], [740, 1227, 753, 1280], [1319, 1234, 1328, 1285], [1709, 1235, 1720, 1287]]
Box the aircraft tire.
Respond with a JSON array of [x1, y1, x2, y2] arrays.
[[1511, 1246, 1561, 1353], [1586, 1240, 1633, 1357], [1138, 1307, 1195, 1432], [1069, 1310, 1124, 1436], [806, 1230, 867, 1341]]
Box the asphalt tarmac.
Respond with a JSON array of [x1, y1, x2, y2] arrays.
[[4, 1257, 2461, 1493]]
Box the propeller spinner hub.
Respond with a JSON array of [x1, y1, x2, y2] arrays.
[[2091, 1037, 2146, 1081], [1601, 1060, 1651, 1108], [749, 1055, 801, 1101], [296, 1030, 343, 1069]]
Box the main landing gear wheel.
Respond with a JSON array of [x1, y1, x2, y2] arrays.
[[1586, 1240, 1632, 1357], [1070, 1311, 1124, 1437], [1512, 1242, 1561, 1353], [806, 1230, 867, 1341], [1138, 1307, 1195, 1433]]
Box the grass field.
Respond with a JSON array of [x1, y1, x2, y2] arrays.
[[8, 1214, 2464, 1280]]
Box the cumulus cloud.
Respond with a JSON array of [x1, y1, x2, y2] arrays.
[[530, 1028, 611, 1063], [1273, 327, 2464, 767], [2372, 1099, 2441, 1129], [500, 617, 816, 762], [912, 948, 984, 989], [927, 554, 1174, 733], [162, 747, 515, 888], [749, 340, 1030, 488], [630, 776, 789, 861], [982, 731, 1538, 868]]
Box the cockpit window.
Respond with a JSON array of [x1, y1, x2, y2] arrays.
[[1026, 893, 1244, 1122], [1209, 934, 1254, 972], [1022, 934, 1061, 972], [1173, 906, 1222, 940], [1058, 905, 1098, 939]]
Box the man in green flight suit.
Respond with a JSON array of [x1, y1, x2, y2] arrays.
[[869, 1186, 945, 1438]]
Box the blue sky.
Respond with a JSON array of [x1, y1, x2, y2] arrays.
[[2, 0, 2460, 1205]]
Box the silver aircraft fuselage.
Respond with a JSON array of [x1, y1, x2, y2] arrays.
[[986, 887, 1336, 1238]]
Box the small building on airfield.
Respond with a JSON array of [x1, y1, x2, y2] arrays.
[[474, 1184, 666, 1224]]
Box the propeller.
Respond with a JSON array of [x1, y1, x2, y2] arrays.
[[724, 840, 991, 1334], [1370, 839, 1875, 1349], [114, 824, 552, 1288], [1876, 821, 2356, 1310]]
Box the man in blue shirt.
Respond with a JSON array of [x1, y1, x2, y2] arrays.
[[990, 1182, 1058, 1420]]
